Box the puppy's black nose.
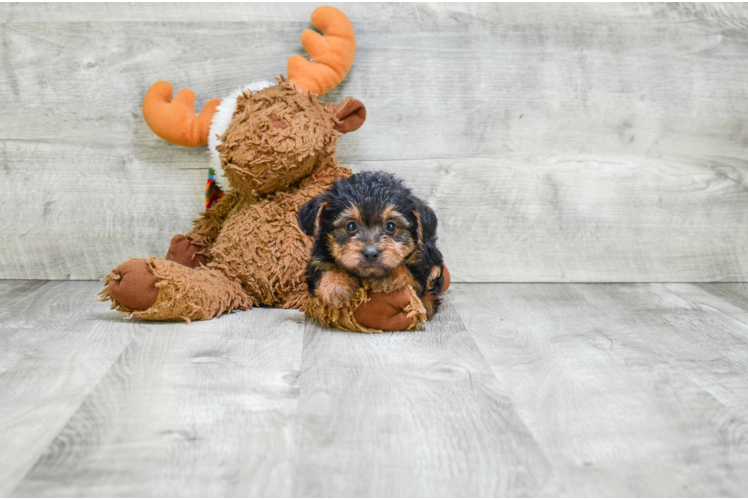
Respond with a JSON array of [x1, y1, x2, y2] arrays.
[[362, 246, 380, 262]]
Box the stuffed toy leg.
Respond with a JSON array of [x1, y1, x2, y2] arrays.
[[307, 266, 451, 333], [100, 233, 448, 329], [101, 258, 251, 322], [100, 237, 254, 322]]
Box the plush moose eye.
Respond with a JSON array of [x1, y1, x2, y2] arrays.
[[385, 221, 397, 234], [346, 221, 358, 233]]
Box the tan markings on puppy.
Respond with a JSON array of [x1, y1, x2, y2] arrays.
[[336, 237, 366, 270], [312, 201, 328, 237], [427, 265, 442, 289], [413, 209, 426, 249], [367, 266, 417, 294], [316, 268, 359, 308], [381, 205, 410, 227], [421, 290, 437, 320], [310, 257, 336, 273], [334, 204, 362, 227], [404, 252, 421, 266], [326, 232, 342, 261], [379, 236, 415, 270]]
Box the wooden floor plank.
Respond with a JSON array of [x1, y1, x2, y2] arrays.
[[11, 305, 306, 497], [292, 300, 550, 497], [4, 280, 748, 496], [0, 281, 134, 495], [574, 283, 748, 417], [697, 283, 748, 313], [451, 283, 748, 496]]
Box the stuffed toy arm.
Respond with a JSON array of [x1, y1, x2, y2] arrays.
[[352, 288, 418, 331], [158, 191, 242, 269], [304, 266, 451, 333], [184, 191, 239, 250], [352, 265, 451, 331]]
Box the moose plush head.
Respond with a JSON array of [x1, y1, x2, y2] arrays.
[[140, 5, 366, 200], [216, 82, 365, 196]]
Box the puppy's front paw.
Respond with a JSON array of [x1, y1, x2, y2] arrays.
[[317, 269, 358, 309]]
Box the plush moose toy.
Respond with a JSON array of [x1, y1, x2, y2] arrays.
[[99, 6, 449, 332]]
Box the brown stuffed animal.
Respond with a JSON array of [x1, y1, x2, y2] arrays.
[[99, 6, 449, 331]]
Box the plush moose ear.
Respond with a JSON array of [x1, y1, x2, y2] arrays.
[[334, 99, 366, 133], [413, 201, 438, 248], [298, 195, 327, 236]]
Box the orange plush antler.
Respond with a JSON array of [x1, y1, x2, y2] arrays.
[[142, 81, 221, 147], [287, 6, 356, 96]]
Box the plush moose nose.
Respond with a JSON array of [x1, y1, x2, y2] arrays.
[[362, 246, 381, 262]]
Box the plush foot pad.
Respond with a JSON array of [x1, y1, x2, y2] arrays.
[[441, 265, 451, 293], [105, 259, 159, 311], [353, 288, 415, 331], [165, 234, 207, 269]]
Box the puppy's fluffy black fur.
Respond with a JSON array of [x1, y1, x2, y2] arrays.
[[298, 171, 445, 315]]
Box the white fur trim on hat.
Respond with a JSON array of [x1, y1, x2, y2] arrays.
[[208, 80, 273, 191]]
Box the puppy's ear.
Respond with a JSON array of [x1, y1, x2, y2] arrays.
[[413, 201, 438, 248], [298, 195, 327, 237]]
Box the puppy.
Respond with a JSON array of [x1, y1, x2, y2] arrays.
[[297, 171, 445, 321]]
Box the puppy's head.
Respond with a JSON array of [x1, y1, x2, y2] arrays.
[[298, 171, 437, 278]]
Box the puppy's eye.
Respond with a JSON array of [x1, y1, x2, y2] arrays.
[[385, 221, 397, 234], [346, 221, 358, 233]]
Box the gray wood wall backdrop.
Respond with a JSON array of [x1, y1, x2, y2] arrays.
[[1, 3, 748, 282]]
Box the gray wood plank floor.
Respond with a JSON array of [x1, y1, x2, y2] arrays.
[[3, 281, 748, 496]]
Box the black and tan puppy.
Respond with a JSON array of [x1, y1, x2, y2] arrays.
[[297, 171, 445, 321]]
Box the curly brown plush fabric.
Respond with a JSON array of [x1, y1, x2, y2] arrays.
[[217, 84, 342, 196], [165, 234, 207, 268], [100, 79, 437, 332], [102, 257, 254, 323], [196, 156, 352, 311], [306, 266, 428, 333]]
